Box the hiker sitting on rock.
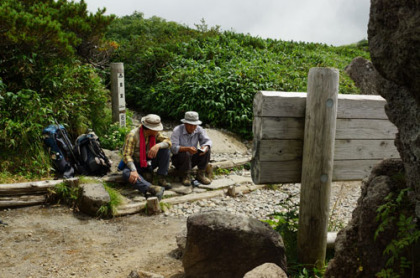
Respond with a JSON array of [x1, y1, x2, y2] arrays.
[[121, 114, 172, 199], [171, 111, 212, 186]]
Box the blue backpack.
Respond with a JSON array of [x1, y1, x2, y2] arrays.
[[42, 124, 76, 178]]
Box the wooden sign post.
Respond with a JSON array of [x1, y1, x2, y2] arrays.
[[297, 67, 339, 268], [111, 63, 126, 127]]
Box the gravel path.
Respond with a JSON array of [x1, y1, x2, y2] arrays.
[[163, 169, 361, 231]]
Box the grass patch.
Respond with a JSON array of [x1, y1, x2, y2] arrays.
[[97, 184, 124, 218]]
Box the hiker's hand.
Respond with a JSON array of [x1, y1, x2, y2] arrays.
[[129, 171, 140, 184], [148, 144, 160, 158], [186, 147, 197, 154], [198, 146, 208, 156]]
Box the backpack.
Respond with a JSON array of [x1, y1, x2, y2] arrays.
[[73, 132, 111, 176], [42, 124, 76, 178]]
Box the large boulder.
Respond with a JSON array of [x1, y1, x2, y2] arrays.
[[345, 57, 378, 95], [182, 211, 286, 278], [368, 0, 420, 217], [368, 0, 420, 104], [243, 263, 288, 278], [325, 159, 419, 277], [78, 183, 110, 216]]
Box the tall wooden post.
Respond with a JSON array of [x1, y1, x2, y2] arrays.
[[111, 63, 126, 127], [297, 67, 339, 268]]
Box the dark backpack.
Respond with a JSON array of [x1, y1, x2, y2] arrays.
[[42, 124, 76, 178], [73, 132, 111, 176]]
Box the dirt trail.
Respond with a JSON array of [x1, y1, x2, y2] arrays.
[[0, 206, 186, 278]]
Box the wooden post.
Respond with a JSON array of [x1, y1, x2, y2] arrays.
[[110, 63, 126, 127], [147, 197, 161, 215], [227, 185, 236, 197], [297, 68, 338, 268]]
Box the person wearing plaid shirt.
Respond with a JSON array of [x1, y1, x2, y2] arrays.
[[121, 114, 172, 199]]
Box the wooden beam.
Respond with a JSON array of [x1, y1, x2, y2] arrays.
[[334, 140, 399, 160], [298, 67, 339, 268], [0, 178, 78, 196], [253, 91, 307, 117], [253, 91, 388, 119], [0, 195, 46, 208], [252, 140, 303, 162], [253, 117, 305, 140], [336, 119, 397, 139], [251, 159, 388, 183], [337, 94, 387, 119]]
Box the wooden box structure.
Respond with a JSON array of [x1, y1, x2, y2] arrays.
[[252, 91, 399, 184]]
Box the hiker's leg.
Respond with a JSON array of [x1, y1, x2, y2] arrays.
[[171, 152, 192, 172], [122, 168, 151, 194], [152, 148, 170, 176], [192, 147, 211, 170]]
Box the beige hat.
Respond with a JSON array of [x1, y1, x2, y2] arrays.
[[181, 111, 202, 125], [141, 114, 163, 131]]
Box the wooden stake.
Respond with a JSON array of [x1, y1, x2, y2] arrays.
[[297, 67, 338, 268]]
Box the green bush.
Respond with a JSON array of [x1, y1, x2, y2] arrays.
[[0, 0, 114, 179], [108, 14, 370, 138]]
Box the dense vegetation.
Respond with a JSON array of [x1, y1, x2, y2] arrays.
[[0, 3, 369, 181], [107, 13, 370, 137], [0, 0, 115, 181]]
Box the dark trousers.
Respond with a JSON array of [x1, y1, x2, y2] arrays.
[[171, 148, 211, 172], [122, 148, 170, 194]]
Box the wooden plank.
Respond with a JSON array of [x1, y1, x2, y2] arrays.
[[253, 91, 306, 117], [252, 138, 398, 162], [253, 91, 388, 119], [336, 119, 397, 139], [251, 159, 389, 184], [252, 140, 303, 161], [337, 94, 387, 119], [332, 160, 382, 181], [253, 117, 305, 140], [0, 178, 78, 196], [0, 195, 46, 208], [335, 140, 399, 160], [253, 118, 397, 140], [251, 159, 302, 184]]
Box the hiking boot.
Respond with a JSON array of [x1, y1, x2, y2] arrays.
[[147, 185, 165, 201], [158, 174, 172, 190], [196, 169, 211, 185], [180, 172, 191, 186], [142, 171, 153, 183]]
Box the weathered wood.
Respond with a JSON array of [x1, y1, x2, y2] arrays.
[[253, 117, 305, 140], [334, 139, 399, 160], [251, 160, 302, 184], [251, 159, 387, 183], [147, 197, 161, 215], [253, 139, 398, 162], [254, 91, 388, 119], [252, 140, 303, 162], [332, 159, 382, 181], [253, 91, 306, 117], [335, 119, 397, 139], [227, 185, 236, 197], [255, 118, 397, 140], [0, 195, 46, 208], [111, 62, 126, 126], [337, 94, 387, 119], [298, 67, 339, 268], [0, 178, 78, 196]]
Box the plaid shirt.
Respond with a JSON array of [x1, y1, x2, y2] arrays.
[[122, 125, 171, 171]]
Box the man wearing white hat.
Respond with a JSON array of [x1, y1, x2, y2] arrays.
[[121, 114, 172, 199], [171, 111, 212, 186]]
